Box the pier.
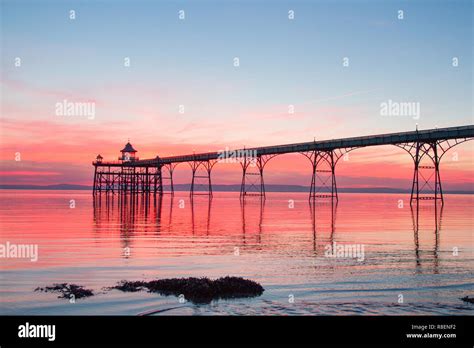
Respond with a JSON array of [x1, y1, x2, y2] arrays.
[[92, 125, 474, 204]]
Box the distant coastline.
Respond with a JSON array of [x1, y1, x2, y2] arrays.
[[1, 184, 473, 194]]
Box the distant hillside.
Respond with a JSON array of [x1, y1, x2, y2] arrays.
[[0, 184, 91, 190], [0, 184, 473, 194]]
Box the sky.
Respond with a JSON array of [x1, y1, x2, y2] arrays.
[[0, 0, 473, 190]]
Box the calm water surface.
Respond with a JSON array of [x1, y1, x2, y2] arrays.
[[0, 190, 473, 315]]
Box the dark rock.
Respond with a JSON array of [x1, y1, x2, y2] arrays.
[[461, 296, 474, 304], [35, 283, 94, 299], [110, 276, 264, 304], [109, 280, 147, 292]]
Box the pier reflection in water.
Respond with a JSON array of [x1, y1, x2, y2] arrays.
[[93, 193, 342, 257], [411, 202, 444, 274], [92, 192, 450, 268]]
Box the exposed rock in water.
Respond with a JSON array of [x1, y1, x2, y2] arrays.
[[35, 283, 94, 299], [110, 280, 146, 292], [461, 296, 474, 304], [110, 276, 264, 303]]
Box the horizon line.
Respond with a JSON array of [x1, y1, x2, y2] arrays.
[[1, 184, 473, 195]]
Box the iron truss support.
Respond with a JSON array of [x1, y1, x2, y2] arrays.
[[93, 165, 123, 194], [92, 165, 98, 194], [240, 154, 278, 199], [189, 160, 217, 197], [92, 165, 163, 195], [302, 148, 354, 202], [152, 166, 163, 196], [395, 137, 472, 206], [161, 163, 177, 195]]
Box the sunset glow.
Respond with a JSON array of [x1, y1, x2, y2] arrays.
[[1, 1, 472, 190]]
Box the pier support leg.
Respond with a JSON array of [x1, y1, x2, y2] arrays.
[[240, 156, 264, 198], [106, 166, 113, 194], [190, 160, 216, 197], [410, 141, 443, 206], [396, 137, 473, 206], [162, 163, 176, 195], [302, 148, 352, 202], [92, 166, 98, 195], [153, 166, 163, 196], [120, 166, 134, 194], [94, 167, 107, 194], [240, 154, 276, 199], [308, 150, 338, 202]]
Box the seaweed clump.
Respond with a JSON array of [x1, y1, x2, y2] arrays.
[[111, 276, 264, 304], [461, 296, 474, 304], [35, 283, 94, 299], [110, 280, 147, 292]]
